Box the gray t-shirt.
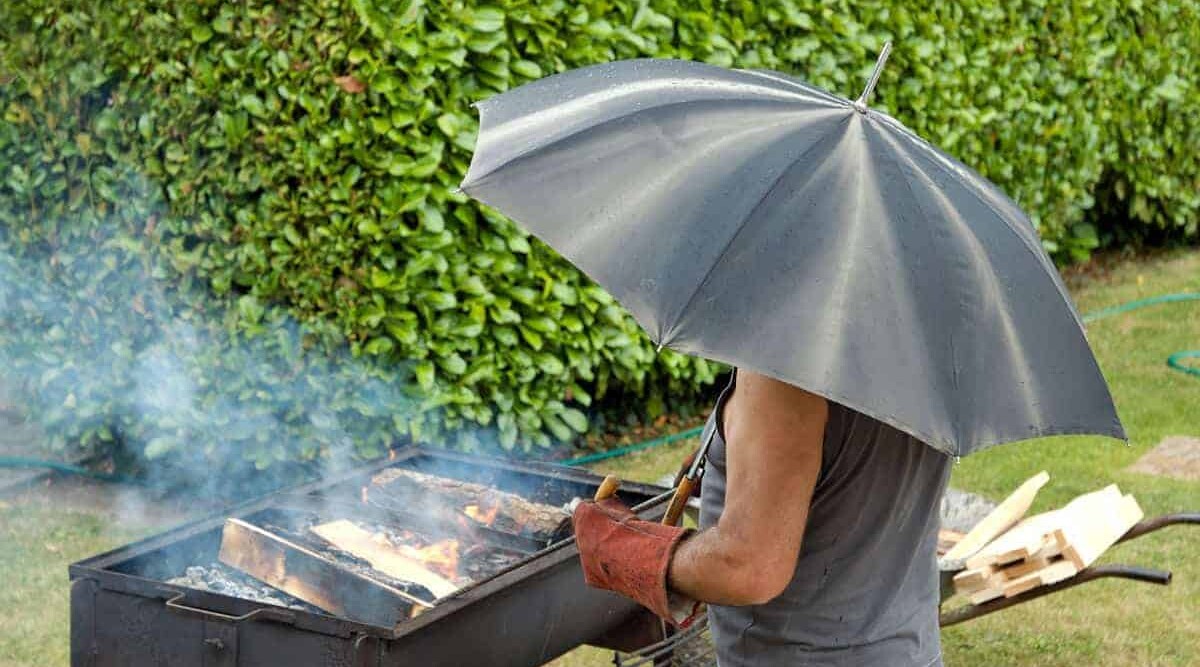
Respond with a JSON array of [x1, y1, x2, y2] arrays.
[[699, 372, 951, 666]]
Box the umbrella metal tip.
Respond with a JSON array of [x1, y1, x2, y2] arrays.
[[855, 41, 894, 109]]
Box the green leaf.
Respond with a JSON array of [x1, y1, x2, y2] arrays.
[[512, 60, 543, 78], [420, 204, 445, 233], [416, 361, 436, 390], [422, 291, 458, 310], [364, 337, 395, 355], [507, 236, 531, 253], [560, 408, 588, 433], [239, 94, 267, 118], [191, 24, 214, 43], [471, 7, 506, 32], [536, 353, 564, 375], [439, 353, 467, 375], [144, 438, 173, 460], [542, 414, 572, 441]]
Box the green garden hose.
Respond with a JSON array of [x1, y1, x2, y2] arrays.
[[562, 426, 705, 466], [1080, 293, 1200, 323], [1167, 351, 1200, 378], [0, 456, 134, 484], [1081, 292, 1200, 378]]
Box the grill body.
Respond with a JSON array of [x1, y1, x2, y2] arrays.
[[70, 448, 667, 666]]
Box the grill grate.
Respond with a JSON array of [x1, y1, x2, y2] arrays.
[[612, 615, 717, 666]]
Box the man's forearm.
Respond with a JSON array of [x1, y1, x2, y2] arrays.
[[668, 522, 795, 606]]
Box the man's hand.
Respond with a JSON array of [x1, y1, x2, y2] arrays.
[[572, 498, 701, 627], [668, 370, 827, 605]]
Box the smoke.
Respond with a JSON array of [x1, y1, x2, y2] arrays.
[[0, 210, 422, 505]]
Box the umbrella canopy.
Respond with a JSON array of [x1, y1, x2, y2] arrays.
[[459, 51, 1124, 457]]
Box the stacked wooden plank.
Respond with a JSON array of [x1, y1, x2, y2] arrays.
[[950, 479, 1143, 604]]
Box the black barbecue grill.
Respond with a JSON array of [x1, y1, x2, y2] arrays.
[[69, 446, 673, 667]]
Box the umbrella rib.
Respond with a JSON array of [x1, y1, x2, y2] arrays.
[[868, 125, 962, 438], [658, 115, 852, 347], [735, 69, 851, 108], [872, 116, 1050, 263], [874, 118, 1090, 334]]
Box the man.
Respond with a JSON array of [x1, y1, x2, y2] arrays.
[[573, 368, 951, 665]]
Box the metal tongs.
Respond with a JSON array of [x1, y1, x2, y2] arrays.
[[595, 424, 718, 527]]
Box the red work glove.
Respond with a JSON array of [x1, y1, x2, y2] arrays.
[[572, 498, 702, 628]]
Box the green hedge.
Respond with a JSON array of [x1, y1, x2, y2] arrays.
[[2, 0, 1198, 477]]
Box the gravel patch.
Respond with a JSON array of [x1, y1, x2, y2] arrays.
[[1127, 435, 1200, 481]]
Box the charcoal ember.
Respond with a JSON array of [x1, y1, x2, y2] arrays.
[[458, 543, 525, 581], [167, 564, 320, 612]]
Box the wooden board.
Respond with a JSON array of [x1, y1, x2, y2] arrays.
[[1054, 492, 1143, 570], [938, 529, 966, 555], [993, 539, 1046, 566], [998, 553, 1054, 580], [943, 471, 1049, 563], [312, 519, 459, 598], [964, 508, 1062, 570], [1002, 559, 1078, 597], [954, 484, 1144, 605], [956, 540, 1056, 593], [953, 565, 997, 593], [969, 583, 1006, 606], [218, 518, 425, 629]]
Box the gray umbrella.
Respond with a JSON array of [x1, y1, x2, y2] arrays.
[[459, 46, 1123, 457]]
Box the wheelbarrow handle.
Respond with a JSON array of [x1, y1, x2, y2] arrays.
[[1117, 512, 1200, 544], [939, 564, 1171, 627]]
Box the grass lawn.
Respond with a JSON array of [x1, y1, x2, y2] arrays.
[[0, 499, 155, 667], [1, 250, 1197, 666]]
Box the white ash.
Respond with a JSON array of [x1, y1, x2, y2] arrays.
[[167, 564, 319, 612]]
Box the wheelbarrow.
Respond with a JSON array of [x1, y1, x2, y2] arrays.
[[604, 512, 1198, 665]]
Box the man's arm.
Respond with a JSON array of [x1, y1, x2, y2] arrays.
[[668, 370, 827, 605]]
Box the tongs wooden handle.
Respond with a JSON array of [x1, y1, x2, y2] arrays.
[[660, 477, 697, 526], [594, 475, 621, 501]]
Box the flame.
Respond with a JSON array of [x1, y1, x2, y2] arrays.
[[463, 503, 499, 527], [401, 538, 460, 580]]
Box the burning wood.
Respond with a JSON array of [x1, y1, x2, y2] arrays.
[[216, 468, 570, 628], [367, 468, 571, 542], [218, 518, 427, 628], [464, 503, 500, 526], [311, 519, 459, 598]]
